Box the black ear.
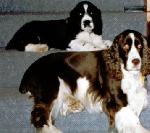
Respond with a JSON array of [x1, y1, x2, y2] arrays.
[[92, 8, 102, 35], [67, 6, 81, 36], [69, 7, 76, 19]]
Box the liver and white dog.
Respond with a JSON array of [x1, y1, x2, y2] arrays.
[[6, 1, 110, 52], [19, 30, 150, 133]]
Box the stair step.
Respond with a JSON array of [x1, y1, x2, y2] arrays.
[[0, 49, 47, 88], [0, 12, 146, 47], [0, 0, 124, 13], [0, 84, 150, 132], [0, 87, 109, 133]]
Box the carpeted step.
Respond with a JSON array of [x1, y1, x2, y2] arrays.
[[0, 0, 124, 13], [0, 12, 146, 47], [0, 83, 150, 133]]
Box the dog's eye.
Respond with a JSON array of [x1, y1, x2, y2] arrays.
[[137, 44, 142, 49], [123, 44, 129, 50], [79, 12, 83, 16], [89, 12, 93, 15]]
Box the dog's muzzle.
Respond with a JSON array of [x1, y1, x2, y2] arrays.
[[132, 58, 140, 66], [83, 20, 92, 27], [81, 14, 94, 31]]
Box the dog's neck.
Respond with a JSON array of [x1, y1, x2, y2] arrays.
[[121, 64, 145, 93], [120, 65, 147, 117], [121, 64, 142, 81]]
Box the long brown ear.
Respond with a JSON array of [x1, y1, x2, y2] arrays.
[[141, 37, 150, 76], [102, 35, 122, 80]]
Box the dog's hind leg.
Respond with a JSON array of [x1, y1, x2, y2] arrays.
[[31, 102, 63, 133], [31, 78, 63, 133]]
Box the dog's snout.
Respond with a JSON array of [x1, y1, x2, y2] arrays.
[[84, 20, 91, 26], [132, 58, 140, 65]]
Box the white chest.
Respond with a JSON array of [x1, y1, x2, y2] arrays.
[[121, 71, 148, 116]]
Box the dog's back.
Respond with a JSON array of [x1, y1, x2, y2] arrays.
[[6, 19, 69, 51]]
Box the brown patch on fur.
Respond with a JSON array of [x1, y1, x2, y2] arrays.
[[65, 52, 98, 80]]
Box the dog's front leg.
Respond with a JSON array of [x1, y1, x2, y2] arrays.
[[115, 106, 150, 133]]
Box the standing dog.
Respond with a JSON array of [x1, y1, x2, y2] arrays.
[[19, 29, 150, 133]]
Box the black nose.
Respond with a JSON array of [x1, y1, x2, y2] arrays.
[[132, 58, 140, 65], [84, 20, 91, 26]]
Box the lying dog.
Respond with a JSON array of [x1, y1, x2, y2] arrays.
[[19, 29, 150, 133], [6, 1, 110, 52]]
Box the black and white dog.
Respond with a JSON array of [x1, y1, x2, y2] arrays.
[[19, 30, 150, 133], [6, 1, 110, 52]]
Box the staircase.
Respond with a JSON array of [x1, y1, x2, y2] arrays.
[[0, 0, 149, 133]]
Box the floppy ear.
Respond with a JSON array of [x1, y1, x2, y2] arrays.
[[102, 34, 123, 80], [141, 37, 150, 76], [92, 8, 103, 35], [67, 7, 81, 36]]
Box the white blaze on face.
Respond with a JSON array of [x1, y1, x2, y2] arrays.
[[81, 4, 94, 32], [84, 4, 88, 12], [126, 33, 141, 71]]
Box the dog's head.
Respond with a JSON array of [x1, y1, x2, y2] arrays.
[[106, 29, 150, 79], [68, 1, 102, 35]]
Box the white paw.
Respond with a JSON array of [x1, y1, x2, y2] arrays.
[[37, 125, 63, 133], [115, 107, 140, 133], [25, 44, 49, 52]]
